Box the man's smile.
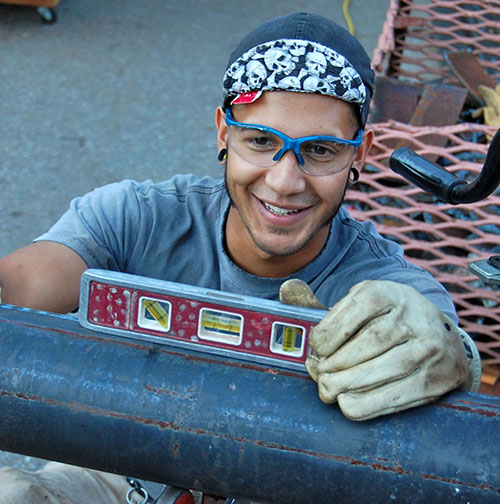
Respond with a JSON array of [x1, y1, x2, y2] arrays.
[[255, 195, 315, 225], [262, 201, 303, 216]]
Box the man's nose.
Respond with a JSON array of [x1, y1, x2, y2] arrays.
[[264, 150, 307, 195]]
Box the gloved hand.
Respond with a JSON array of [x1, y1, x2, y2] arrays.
[[280, 279, 480, 421]]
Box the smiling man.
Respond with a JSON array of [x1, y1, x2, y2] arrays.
[[220, 91, 369, 278], [0, 11, 481, 504]]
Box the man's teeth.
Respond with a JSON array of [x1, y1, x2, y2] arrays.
[[264, 202, 301, 216]]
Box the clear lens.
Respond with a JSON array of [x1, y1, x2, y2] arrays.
[[228, 126, 354, 176], [232, 126, 280, 156], [301, 140, 352, 163]]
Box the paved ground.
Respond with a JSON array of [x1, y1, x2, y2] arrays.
[[0, 0, 389, 258], [0, 0, 389, 477]]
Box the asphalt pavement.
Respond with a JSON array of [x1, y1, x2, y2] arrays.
[[0, 0, 389, 475], [0, 0, 389, 258]]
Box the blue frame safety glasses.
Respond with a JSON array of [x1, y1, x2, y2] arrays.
[[225, 108, 363, 176]]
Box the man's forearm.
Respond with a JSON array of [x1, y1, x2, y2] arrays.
[[0, 242, 88, 313]]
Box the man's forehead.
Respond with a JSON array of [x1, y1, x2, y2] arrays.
[[231, 90, 357, 135], [231, 89, 353, 112]]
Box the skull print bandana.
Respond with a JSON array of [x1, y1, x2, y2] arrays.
[[223, 39, 366, 111], [222, 13, 375, 125]]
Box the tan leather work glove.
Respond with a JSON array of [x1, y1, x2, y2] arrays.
[[280, 279, 481, 421]]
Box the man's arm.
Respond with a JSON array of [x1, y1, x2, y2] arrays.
[[0, 241, 88, 313]]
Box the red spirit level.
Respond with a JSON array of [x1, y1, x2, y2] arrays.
[[79, 269, 327, 372]]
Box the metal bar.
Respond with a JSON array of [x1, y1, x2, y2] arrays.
[[390, 127, 500, 205], [0, 304, 499, 503]]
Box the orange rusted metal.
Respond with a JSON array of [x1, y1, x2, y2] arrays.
[[351, 121, 500, 365], [373, 0, 500, 85], [367, 0, 500, 366]]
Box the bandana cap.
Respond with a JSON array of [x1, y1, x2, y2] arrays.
[[223, 12, 375, 126]]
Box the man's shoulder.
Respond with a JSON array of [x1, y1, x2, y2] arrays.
[[321, 208, 456, 319], [334, 206, 403, 257], [81, 176, 227, 216], [106, 175, 226, 200]]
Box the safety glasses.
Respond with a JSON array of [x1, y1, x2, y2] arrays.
[[225, 108, 363, 176]]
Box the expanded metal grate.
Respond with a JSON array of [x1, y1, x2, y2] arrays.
[[366, 0, 500, 364], [373, 0, 500, 84], [348, 121, 500, 365]]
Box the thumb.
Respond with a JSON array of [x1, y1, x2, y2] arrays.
[[279, 279, 327, 309]]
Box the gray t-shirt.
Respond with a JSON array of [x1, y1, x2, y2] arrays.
[[35, 175, 457, 321]]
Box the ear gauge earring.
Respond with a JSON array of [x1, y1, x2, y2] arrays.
[[218, 148, 228, 162], [349, 167, 360, 184]]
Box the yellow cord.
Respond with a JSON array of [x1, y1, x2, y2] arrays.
[[343, 0, 355, 36]]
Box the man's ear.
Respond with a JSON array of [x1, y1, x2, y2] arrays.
[[352, 128, 374, 171], [215, 106, 228, 153]]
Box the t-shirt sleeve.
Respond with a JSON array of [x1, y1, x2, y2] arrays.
[[34, 180, 143, 271], [312, 212, 459, 324]]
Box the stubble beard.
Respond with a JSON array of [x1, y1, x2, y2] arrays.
[[224, 171, 349, 258]]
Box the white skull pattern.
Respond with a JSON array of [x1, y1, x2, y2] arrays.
[[303, 75, 331, 94], [223, 40, 366, 110], [227, 65, 246, 92], [339, 67, 357, 89], [264, 47, 295, 75], [327, 52, 346, 68], [278, 75, 301, 90], [288, 40, 307, 57], [305, 51, 327, 76], [341, 87, 363, 101], [246, 60, 267, 88]]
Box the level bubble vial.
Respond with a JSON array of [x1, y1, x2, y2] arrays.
[[270, 322, 305, 357], [198, 308, 243, 346], [137, 297, 172, 332]]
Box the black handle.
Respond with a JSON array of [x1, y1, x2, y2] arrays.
[[389, 128, 500, 204]]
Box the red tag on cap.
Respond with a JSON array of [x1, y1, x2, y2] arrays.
[[231, 91, 263, 105]]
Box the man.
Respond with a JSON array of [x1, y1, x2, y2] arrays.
[[0, 12, 480, 504]]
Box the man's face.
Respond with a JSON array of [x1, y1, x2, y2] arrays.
[[216, 91, 371, 277]]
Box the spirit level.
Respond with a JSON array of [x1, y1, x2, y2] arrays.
[[79, 269, 327, 371]]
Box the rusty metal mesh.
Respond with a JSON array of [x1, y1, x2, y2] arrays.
[[346, 121, 500, 365], [373, 0, 500, 84], [368, 0, 500, 365]]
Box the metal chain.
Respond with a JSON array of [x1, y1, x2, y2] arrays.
[[126, 478, 152, 504]]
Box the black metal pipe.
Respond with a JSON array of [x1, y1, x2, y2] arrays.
[[0, 304, 499, 503], [389, 127, 500, 204], [452, 127, 500, 203]]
